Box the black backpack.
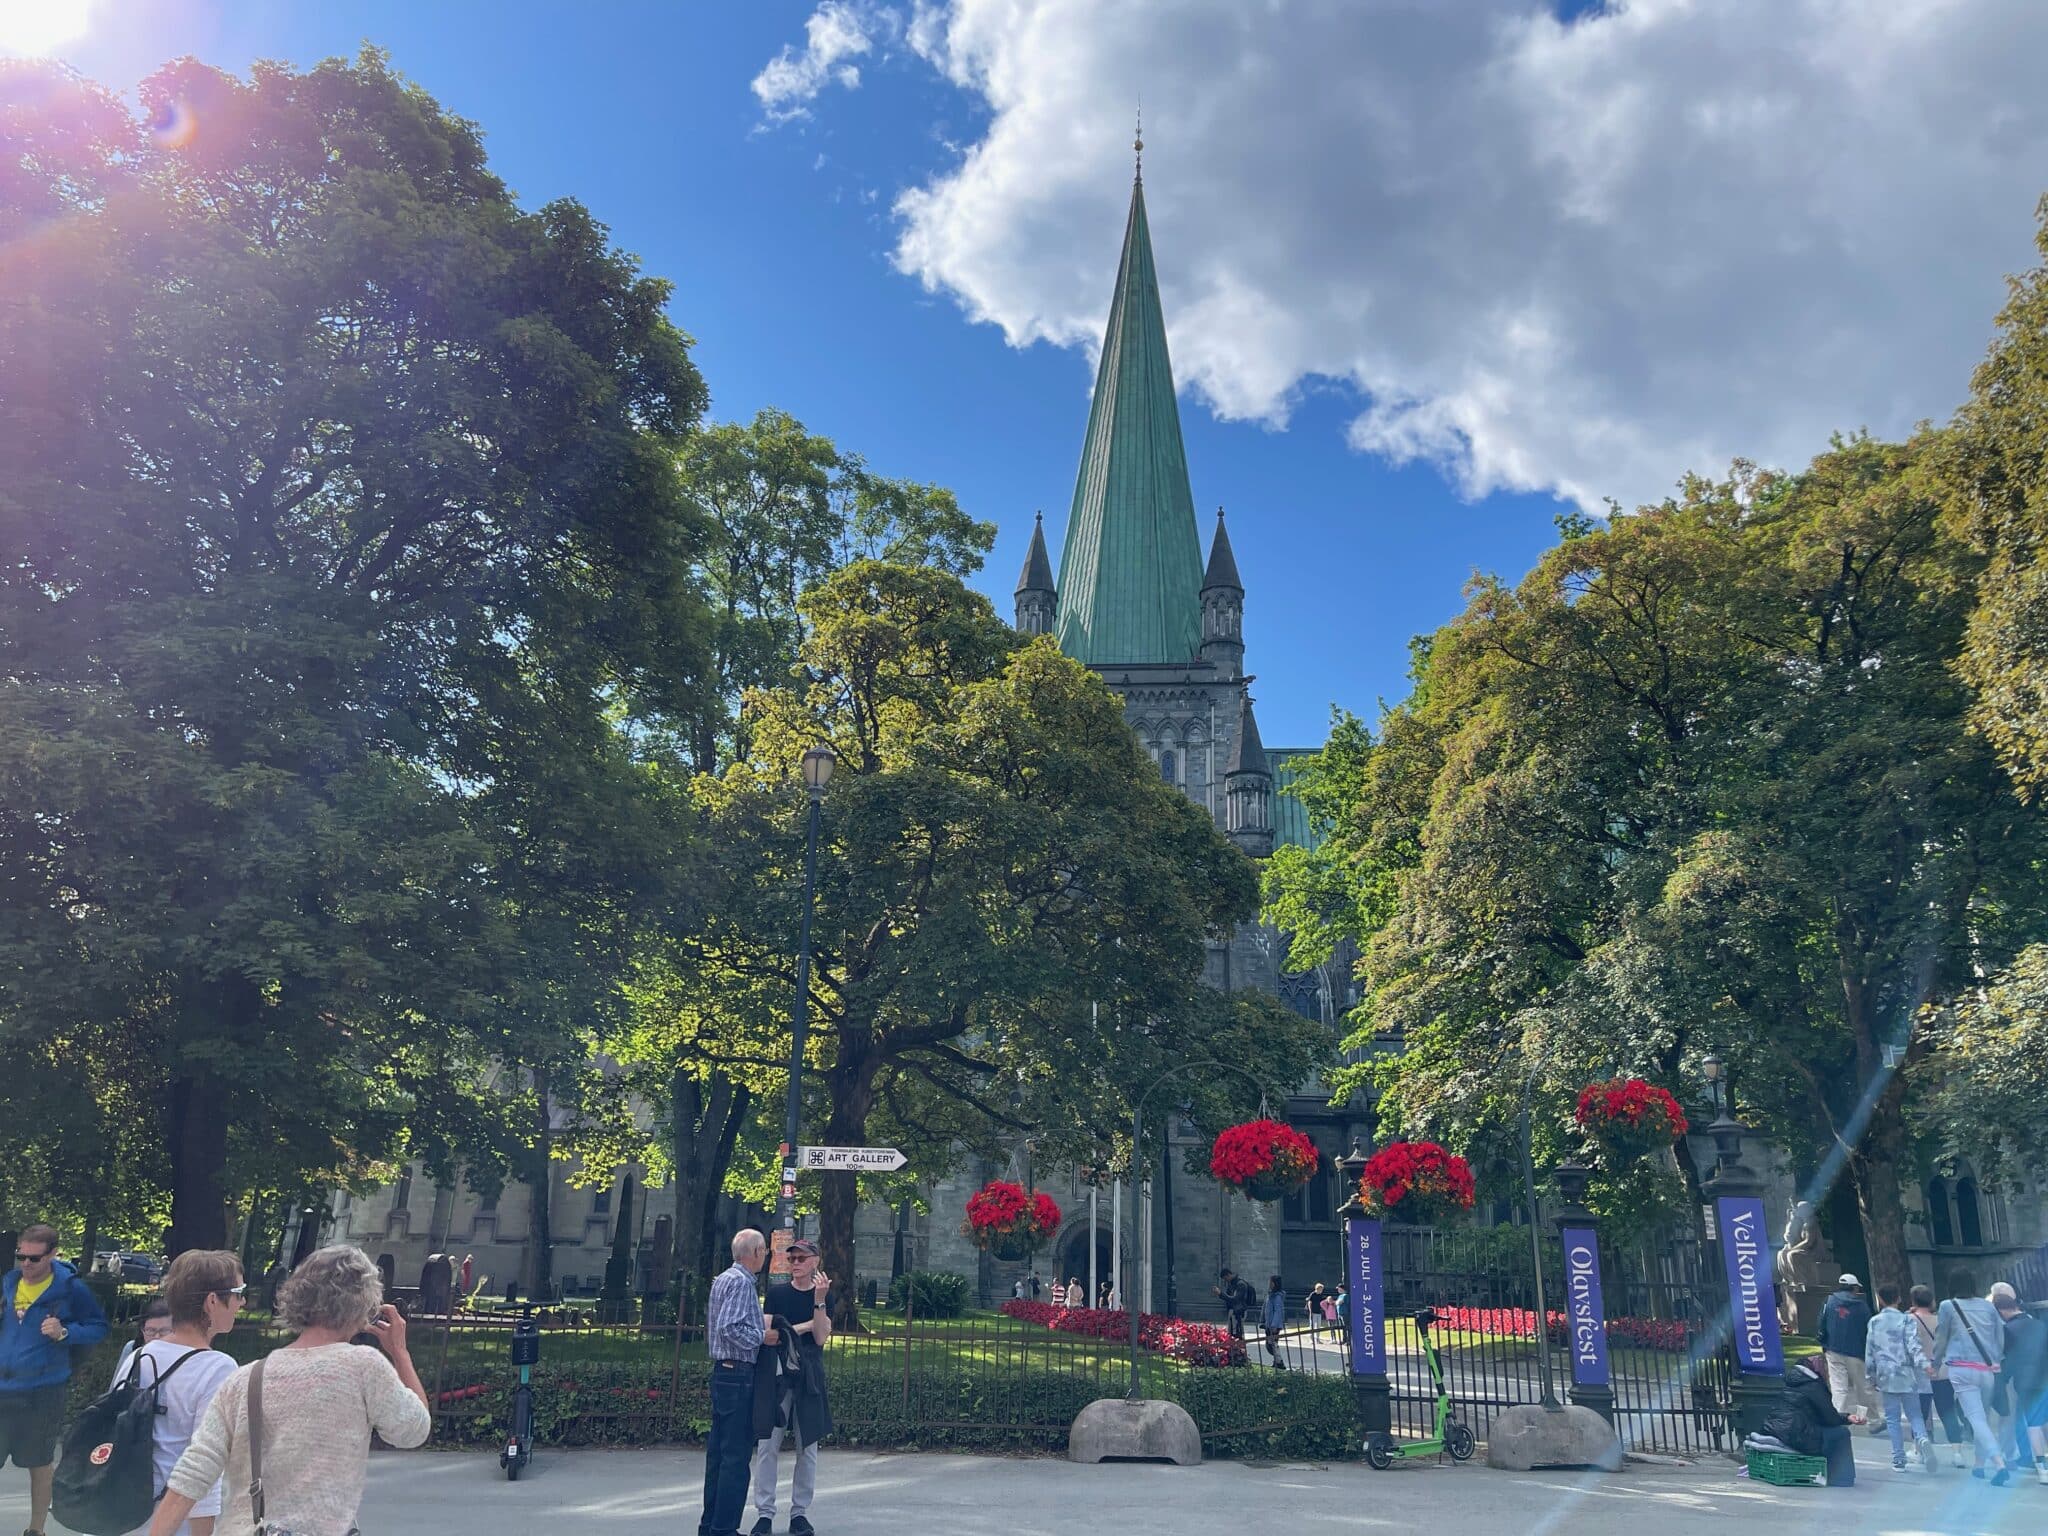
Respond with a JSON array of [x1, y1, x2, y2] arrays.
[[52, 1346, 204, 1536]]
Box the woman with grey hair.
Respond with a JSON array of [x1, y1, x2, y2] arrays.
[[150, 1244, 432, 1535]]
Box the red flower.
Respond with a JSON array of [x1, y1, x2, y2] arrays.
[[1209, 1119, 1320, 1192], [1358, 1141, 1476, 1216], [999, 1299, 1248, 1367], [1573, 1078, 1688, 1154], [964, 1180, 1061, 1242]]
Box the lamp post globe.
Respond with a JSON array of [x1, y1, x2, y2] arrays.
[[801, 745, 836, 796]]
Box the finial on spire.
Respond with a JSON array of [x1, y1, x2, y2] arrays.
[[1216, 504, 1225, 521], [1134, 106, 1143, 182]]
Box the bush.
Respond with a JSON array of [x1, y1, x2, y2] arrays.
[[1174, 1368, 1362, 1460], [887, 1270, 970, 1319]]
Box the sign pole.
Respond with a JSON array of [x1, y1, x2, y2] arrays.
[[1554, 1163, 1615, 1424]]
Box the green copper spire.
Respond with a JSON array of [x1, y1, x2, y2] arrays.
[[1054, 175, 1204, 665]]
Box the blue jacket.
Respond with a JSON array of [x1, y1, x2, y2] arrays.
[[1263, 1289, 1288, 1330], [1816, 1288, 1872, 1355], [0, 1260, 110, 1392]]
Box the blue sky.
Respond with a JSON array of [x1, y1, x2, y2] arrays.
[[27, 0, 2048, 748]]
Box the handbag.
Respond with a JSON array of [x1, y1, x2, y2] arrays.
[[248, 1357, 360, 1536]]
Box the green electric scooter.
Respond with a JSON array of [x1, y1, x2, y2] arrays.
[[1363, 1307, 1476, 1469]]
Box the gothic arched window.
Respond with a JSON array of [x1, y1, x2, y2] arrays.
[[1955, 1177, 1984, 1247], [1926, 1178, 1954, 1247], [1160, 750, 1176, 784]]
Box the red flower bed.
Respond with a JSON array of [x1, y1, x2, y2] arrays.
[[1574, 1078, 1688, 1165], [1359, 1141, 1475, 1221], [999, 1299, 1246, 1368], [1430, 1304, 1691, 1353], [963, 1181, 1061, 1252], [1210, 1119, 1319, 1199]]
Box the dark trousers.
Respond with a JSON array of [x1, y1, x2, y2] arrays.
[[1816, 1424, 1855, 1487], [700, 1366, 755, 1536], [1922, 1380, 1966, 1444]]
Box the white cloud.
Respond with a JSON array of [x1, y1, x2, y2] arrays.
[[861, 0, 2048, 512], [751, 1, 882, 122]]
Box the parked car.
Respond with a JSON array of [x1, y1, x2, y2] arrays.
[[104, 1252, 162, 1284]]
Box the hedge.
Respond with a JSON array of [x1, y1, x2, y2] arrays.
[[886, 1270, 971, 1319]]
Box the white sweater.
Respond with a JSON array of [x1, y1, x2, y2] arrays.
[[166, 1343, 431, 1536]]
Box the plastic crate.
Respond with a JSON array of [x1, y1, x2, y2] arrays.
[[1746, 1449, 1827, 1486]]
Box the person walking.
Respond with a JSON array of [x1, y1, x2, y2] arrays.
[[150, 1244, 431, 1536], [1816, 1272, 1881, 1430], [1864, 1281, 1935, 1472], [1, 1221, 110, 1536], [122, 1250, 243, 1536], [1213, 1269, 1253, 1341], [1262, 1275, 1288, 1370], [1028, 1272, 1041, 1301], [1911, 1284, 1968, 1466], [1930, 1271, 2010, 1483], [1011, 1277, 1026, 1303], [701, 1230, 776, 1536], [1759, 1356, 1857, 1487], [1993, 1282, 2048, 1484], [1304, 1282, 1328, 1338], [749, 1239, 832, 1536], [1335, 1284, 1350, 1345], [1320, 1290, 1339, 1342]]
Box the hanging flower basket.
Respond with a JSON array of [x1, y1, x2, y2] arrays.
[[1574, 1078, 1689, 1170], [1210, 1119, 1320, 1203], [963, 1180, 1060, 1258], [1359, 1141, 1476, 1225]]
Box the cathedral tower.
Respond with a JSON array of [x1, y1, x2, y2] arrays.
[[1014, 512, 1057, 635]]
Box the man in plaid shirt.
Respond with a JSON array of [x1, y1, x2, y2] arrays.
[[701, 1230, 779, 1536]]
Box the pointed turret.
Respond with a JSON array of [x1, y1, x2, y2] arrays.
[[1052, 175, 1205, 665], [1200, 507, 1245, 680], [1014, 512, 1058, 636], [1225, 696, 1274, 858]]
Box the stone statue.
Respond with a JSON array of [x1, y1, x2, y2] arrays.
[[1773, 1201, 1835, 1333]]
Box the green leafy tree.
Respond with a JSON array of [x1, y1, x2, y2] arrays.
[[1281, 441, 2045, 1280], [1916, 945, 2048, 1175], [0, 52, 708, 1250], [668, 562, 1329, 1322], [1941, 196, 2048, 800]]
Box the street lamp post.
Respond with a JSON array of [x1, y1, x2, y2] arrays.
[[774, 746, 835, 1239]]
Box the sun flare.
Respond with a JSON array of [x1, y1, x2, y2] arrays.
[[0, 0, 95, 57]]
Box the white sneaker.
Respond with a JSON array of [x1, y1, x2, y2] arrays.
[[1953, 1446, 1968, 1468], [1916, 1436, 1935, 1472], [2036, 1466, 2048, 1488]]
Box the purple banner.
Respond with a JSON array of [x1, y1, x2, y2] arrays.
[[1346, 1215, 1385, 1376], [1560, 1224, 1611, 1388], [1717, 1196, 1784, 1375]]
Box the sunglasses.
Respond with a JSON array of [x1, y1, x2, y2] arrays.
[[14, 1252, 51, 1263], [223, 1285, 248, 1297]]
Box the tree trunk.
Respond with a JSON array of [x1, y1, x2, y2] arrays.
[[817, 1053, 879, 1333], [1851, 1076, 1915, 1288], [166, 1071, 230, 1254], [669, 1071, 751, 1320]]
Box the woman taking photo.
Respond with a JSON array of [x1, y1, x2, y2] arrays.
[[151, 1244, 431, 1536], [124, 1252, 242, 1536]]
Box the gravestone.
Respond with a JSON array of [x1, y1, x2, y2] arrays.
[[375, 1253, 396, 1299], [418, 1253, 454, 1316]]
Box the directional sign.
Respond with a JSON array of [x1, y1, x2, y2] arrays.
[[797, 1145, 907, 1172]]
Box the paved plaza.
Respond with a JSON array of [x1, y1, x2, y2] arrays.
[[7, 1436, 2041, 1536]]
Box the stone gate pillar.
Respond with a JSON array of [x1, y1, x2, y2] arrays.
[[1553, 1163, 1616, 1424]]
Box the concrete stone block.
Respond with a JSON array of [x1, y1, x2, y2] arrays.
[[1068, 1397, 1203, 1465], [1483, 1404, 1623, 1472]]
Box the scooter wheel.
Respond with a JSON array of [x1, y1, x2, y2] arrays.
[[1446, 1423, 1476, 1461], [1364, 1431, 1394, 1470], [505, 1458, 521, 1481]]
